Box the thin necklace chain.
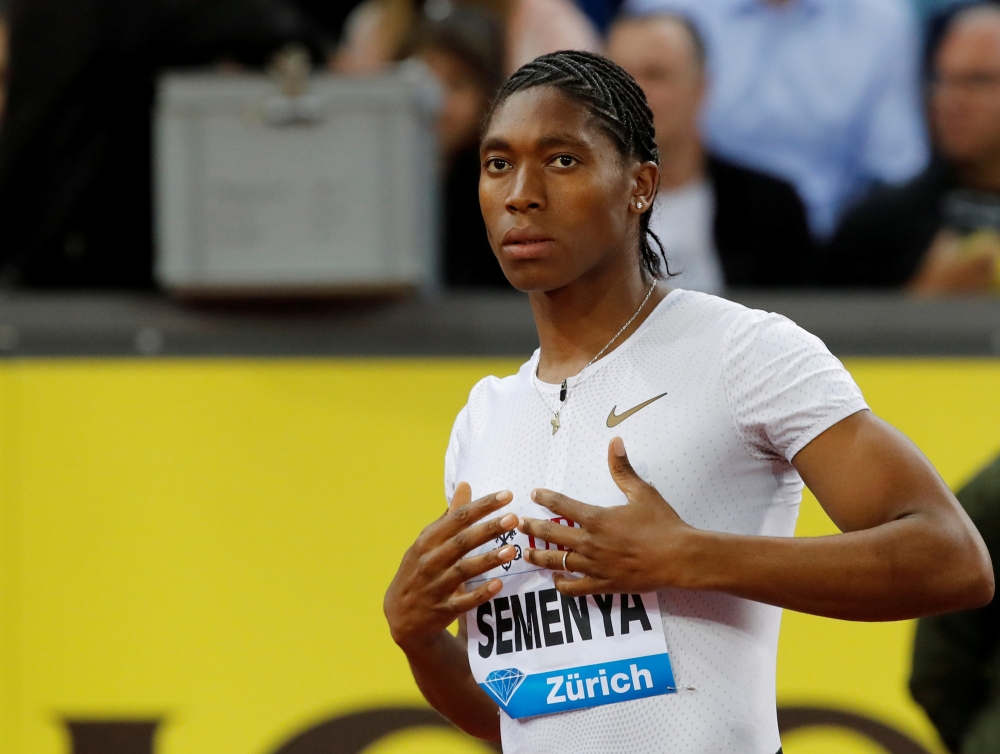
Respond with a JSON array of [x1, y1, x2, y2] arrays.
[[532, 281, 658, 434]]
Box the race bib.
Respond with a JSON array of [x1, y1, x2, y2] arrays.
[[465, 515, 676, 719]]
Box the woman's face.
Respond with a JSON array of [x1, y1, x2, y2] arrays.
[[479, 86, 656, 293]]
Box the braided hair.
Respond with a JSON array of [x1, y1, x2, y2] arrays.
[[485, 50, 671, 280]]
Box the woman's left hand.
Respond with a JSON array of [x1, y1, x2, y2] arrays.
[[518, 437, 700, 596]]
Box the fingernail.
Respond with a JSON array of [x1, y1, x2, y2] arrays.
[[501, 514, 517, 528], [488, 580, 502, 594], [523, 549, 533, 564], [497, 490, 512, 503], [530, 489, 538, 501], [500, 546, 515, 559], [612, 437, 626, 457]]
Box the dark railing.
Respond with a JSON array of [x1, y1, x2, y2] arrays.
[[0, 290, 997, 358]]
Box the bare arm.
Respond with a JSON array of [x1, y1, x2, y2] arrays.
[[401, 616, 499, 741], [696, 411, 994, 619], [519, 414, 993, 621], [384, 483, 515, 741]]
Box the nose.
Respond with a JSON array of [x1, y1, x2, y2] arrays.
[[506, 164, 546, 214]]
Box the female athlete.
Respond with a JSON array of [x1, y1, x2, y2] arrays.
[[383, 50, 993, 754]]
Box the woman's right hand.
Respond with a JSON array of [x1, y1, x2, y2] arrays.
[[384, 483, 518, 653]]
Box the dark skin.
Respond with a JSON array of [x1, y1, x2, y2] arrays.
[[383, 86, 995, 743], [478, 86, 664, 383]]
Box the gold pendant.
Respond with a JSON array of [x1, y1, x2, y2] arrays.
[[551, 413, 560, 435]]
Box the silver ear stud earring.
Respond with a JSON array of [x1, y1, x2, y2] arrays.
[[637, 202, 643, 209]]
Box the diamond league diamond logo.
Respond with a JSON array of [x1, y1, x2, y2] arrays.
[[484, 668, 526, 705]]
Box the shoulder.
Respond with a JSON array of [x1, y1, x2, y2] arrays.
[[720, 305, 825, 358], [708, 155, 794, 193], [707, 155, 811, 285], [643, 290, 829, 364], [715, 304, 867, 461], [708, 154, 806, 211], [658, 290, 824, 349], [717, 305, 854, 397], [829, 164, 947, 257], [853, 164, 949, 217], [648, 289, 748, 341], [461, 358, 534, 421], [447, 360, 533, 463], [651, 289, 813, 337], [806, 0, 916, 67]]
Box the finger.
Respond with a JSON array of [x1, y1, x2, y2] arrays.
[[524, 546, 593, 574], [552, 573, 608, 597], [518, 516, 584, 550], [440, 543, 519, 588], [450, 481, 472, 508], [435, 487, 513, 542], [607, 437, 652, 498], [447, 578, 504, 613], [529, 488, 598, 525], [432, 511, 520, 566]]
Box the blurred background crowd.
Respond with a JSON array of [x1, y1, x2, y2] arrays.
[[1, 0, 1000, 294]]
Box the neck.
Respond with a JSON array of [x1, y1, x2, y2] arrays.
[[956, 153, 1000, 194], [531, 263, 668, 384], [656, 135, 705, 191]]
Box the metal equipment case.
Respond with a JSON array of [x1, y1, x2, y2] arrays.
[[155, 65, 440, 295]]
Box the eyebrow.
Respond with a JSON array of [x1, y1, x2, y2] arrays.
[[480, 136, 511, 153], [480, 133, 592, 153], [536, 133, 591, 151]]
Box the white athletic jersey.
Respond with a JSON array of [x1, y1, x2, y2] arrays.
[[445, 289, 868, 754]]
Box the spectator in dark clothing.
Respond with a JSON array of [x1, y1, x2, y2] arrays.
[[404, 7, 509, 287], [0, 0, 331, 289], [822, 3, 1000, 293], [705, 156, 815, 289], [911, 451, 1000, 753], [608, 13, 813, 292]]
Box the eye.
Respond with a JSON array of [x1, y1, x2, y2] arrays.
[[550, 155, 578, 168], [485, 158, 512, 173]]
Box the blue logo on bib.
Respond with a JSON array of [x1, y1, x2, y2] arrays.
[[480, 654, 676, 719], [484, 668, 526, 704]]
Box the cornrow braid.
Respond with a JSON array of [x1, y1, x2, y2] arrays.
[[486, 50, 671, 280]]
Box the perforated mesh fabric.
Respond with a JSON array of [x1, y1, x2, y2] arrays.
[[446, 289, 867, 753]]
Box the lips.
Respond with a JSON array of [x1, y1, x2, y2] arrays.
[[501, 227, 556, 259]]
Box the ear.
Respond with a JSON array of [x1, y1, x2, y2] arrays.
[[630, 161, 659, 216]]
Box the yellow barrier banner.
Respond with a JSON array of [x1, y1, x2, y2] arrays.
[[0, 358, 997, 754]]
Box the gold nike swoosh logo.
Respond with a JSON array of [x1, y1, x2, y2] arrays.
[[606, 393, 668, 428]]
